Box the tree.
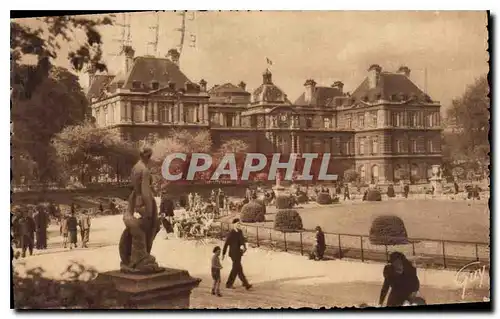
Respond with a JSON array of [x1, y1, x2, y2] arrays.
[[52, 122, 136, 184], [343, 169, 359, 183], [218, 139, 249, 154], [11, 15, 113, 100], [445, 75, 490, 176], [11, 66, 90, 182]]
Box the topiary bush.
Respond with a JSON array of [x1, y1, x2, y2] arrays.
[[240, 200, 266, 223], [369, 215, 409, 245], [366, 189, 382, 201], [295, 191, 309, 204], [274, 209, 303, 232], [316, 192, 332, 205], [275, 195, 293, 209]]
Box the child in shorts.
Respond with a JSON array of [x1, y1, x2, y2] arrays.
[[211, 246, 223, 297]]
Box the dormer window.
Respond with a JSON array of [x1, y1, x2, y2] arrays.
[[151, 81, 159, 90], [390, 94, 397, 101], [362, 96, 369, 102], [132, 81, 141, 89]]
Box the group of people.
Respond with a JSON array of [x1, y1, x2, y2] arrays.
[[11, 202, 93, 256]]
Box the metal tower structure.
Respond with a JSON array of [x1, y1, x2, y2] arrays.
[[148, 12, 160, 56], [111, 13, 132, 56], [174, 11, 197, 65]]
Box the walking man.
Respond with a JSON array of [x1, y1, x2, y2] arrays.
[[222, 218, 252, 290], [67, 211, 78, 249], [79, 210, 91, 248], [60, 214, 69, 249], [34, 205, 48, 249], [344, 184, 350, 200], [19, 210, 36, 258]]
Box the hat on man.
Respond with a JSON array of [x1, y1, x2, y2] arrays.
[[232, 218, 240, 224]]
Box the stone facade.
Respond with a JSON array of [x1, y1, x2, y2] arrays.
[[88, 53, 442, 184]]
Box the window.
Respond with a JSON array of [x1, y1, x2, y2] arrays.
[[371, 111, 377, 127], [410, 139, 417, 153], [132, 81, 141, 89], [346, 114, 352, 129], [371, 165, 379, 183], [426, 113, 433, 127], [393, 112, 402, 127], [132, 103, 143, 122], [427, 139, 434, 153], [358, 113, 365, 128], [306, 117, 313, 128], [396, 139, 403, 153], [372, 137, 379, 154], [104, 109, 108, 126], [323, 117, 331, 129], [210, 112, 217, 125], [159, 104, 169, 122], [151, 81, 159, 90], [410, 112, 418, 127], [359, 138, 365, 155], [293, 116, 300, 128], [359, 165, 366, 181], [324, 139, 331, 153], [251, 115, 257, 128], [226, 113, 236, 127]]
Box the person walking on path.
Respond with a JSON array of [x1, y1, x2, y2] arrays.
[[309, 226, 326, 261], [60, 214, 69, 249], [78, 210, 91, 248], [160, 195, 175, 239], [34, 205, 49, 249], [343, 184, 350, 200], [211, 246, 223, 297], [19, 210, 36, 258], [222, 218, 252, 290], [67, 212, 78, 249], [379, 252, 421, 307]]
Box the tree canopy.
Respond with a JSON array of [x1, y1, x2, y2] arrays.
[[444, 75, 490, 177]]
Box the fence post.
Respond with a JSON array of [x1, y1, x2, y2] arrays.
[[360, 236, 364, 262], [442, 241, 447, 268], [256, 226, 260, 247], [412, 242, 416, 256], [385, 244, 389, 262], [475, 244, 479, 262], [219, 222, 223, 240], [284, 232, 287, 252], [269, 229, 272, 243], [338, 234, 342, 259], [300, 232, 304, 256]]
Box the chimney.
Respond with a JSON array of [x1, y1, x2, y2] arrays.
[[367, 64, 382, 89], [199, 79, 207, 92], [262, 69, 273, 85], [121, 45, 135, 75], [397, 65, 411, 77], [331, 81, 344, 93], [168, 81, 176, 91], [304, 79, 317, 104], [167, 48, 180, 66], [238, 81, 247, 91]]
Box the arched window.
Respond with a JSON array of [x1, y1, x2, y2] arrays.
[[371, 165, 379, 183], [372, 137, 379, 154], [359, 138, 365, 155], [411, 163, 419, 181], [394, 164, 401, 181], [359, 165, 366, 181]]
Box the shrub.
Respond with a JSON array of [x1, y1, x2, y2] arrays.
[[387, 185, 396, 198], [275, 195, 293, 209], [332, 196, 340, 203], [316, 192, 332, 205], [295, 191, 308, 204], [240, 200, 266, 223], [274, 209, 303, 232], [366, 189, 382, 201], [369, 215, 409, 245]]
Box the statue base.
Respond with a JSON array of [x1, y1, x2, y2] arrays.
[[96, 268, 201, 309], [430, 178, 443, 195]]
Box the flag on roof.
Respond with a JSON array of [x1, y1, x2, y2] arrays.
[[266, 58, 273, 66]]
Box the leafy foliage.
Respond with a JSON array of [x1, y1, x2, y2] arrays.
[[274, 209, 303, 232], [343, 169, 359, 183], [444, 75, 490, 175], [275, 195, 293, 209], [52, 122, 136, 184], [365, 189, 382, 201], [218, 139, 249, 154], [369, 215, 409, 245], [316, 192, 332, 205], [240, 200, 266, 223]]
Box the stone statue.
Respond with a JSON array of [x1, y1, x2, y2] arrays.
[[119, 147, 164, 274]]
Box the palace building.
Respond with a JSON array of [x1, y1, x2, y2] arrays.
[[87, 48, 442, 184]]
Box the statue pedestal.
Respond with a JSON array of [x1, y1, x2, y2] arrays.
[[96, 268, 201, 309], [429, 178, 443, 195]]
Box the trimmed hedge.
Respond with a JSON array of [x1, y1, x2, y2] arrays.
[[387, 186, 396, 198], [240, 200, 266, 223], [366, 190, 382, 201], [369, 215, 409, 245], [275, 195, 293, 209], [295, 191, 308, 204], [274, 209, 303, 232], [316, 192, 332, 205]]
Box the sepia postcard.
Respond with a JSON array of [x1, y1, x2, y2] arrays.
[[10, 10, 490, 310]]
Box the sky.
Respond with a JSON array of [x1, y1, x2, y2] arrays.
[[15, 11, 488, 110]]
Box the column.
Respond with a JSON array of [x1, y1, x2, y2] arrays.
[[236, 113, 241, 127], [142, 103, 147, 122], [147, 101, 154, 122], [291, 134, 296, 153], [204, 104, 209, 124], [120, 101, 127, 123], [179, 102, 184, 123], [296, 135, 301, 154], [198, 104, 204, 123], [154, 101, 159, 123], [127, 101, 133, 122], [173, 104, 178, 123], [168, 105, 173, 123], [219, 112, 225, 126]]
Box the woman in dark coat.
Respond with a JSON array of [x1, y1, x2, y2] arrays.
[[67, 212, 78, 249], [309, 226, 326, 261], [379, 252, 420, 307]]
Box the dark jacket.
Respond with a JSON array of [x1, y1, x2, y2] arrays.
[[316, 231, 326, 248], [18, 217, 36, 237], [160, 198, 175, 217], [67, 216, 78, 232], [223, 229, 246, 258]]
